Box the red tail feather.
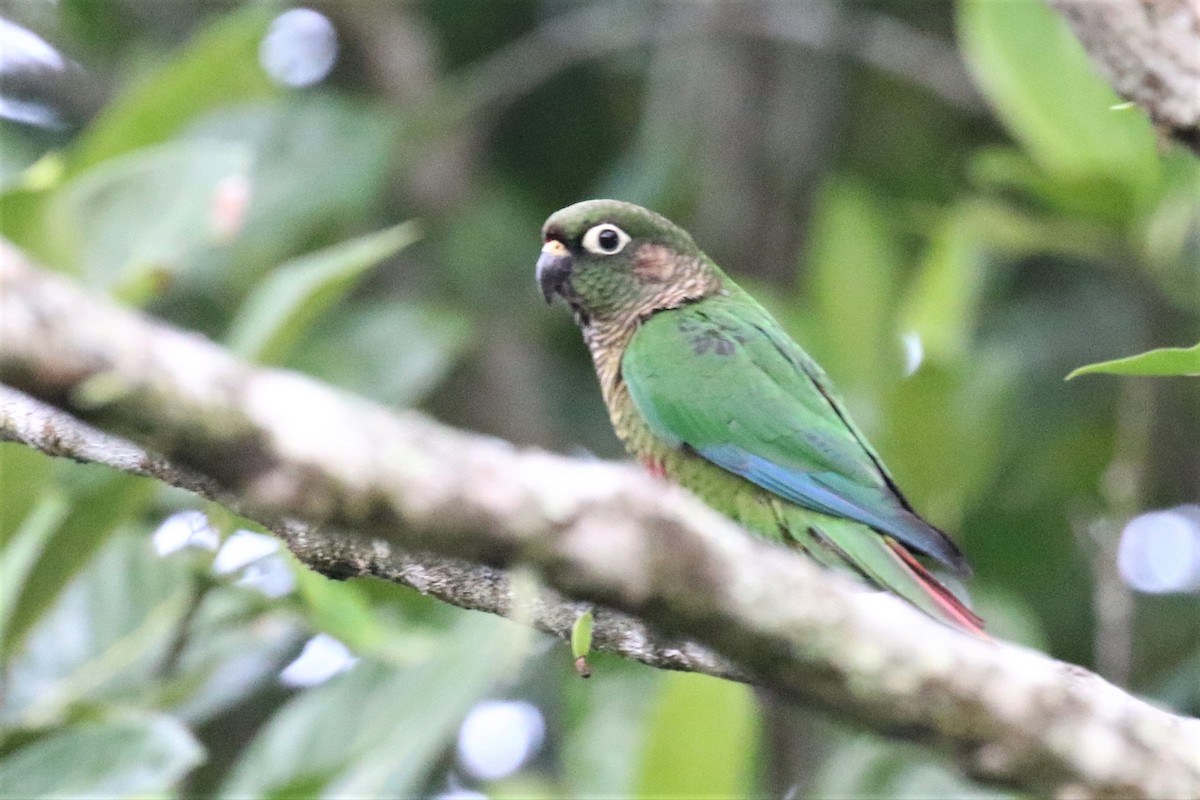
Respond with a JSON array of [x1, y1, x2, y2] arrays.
[[886, 539, 987, 636]]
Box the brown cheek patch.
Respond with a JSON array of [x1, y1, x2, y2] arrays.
[[632, 244, 678, 283]]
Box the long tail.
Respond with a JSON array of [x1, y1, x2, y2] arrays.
[[885, 539, 986, 636], [798, 515, 987, 636]]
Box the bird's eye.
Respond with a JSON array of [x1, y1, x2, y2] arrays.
[[581, 223, 630, 255]]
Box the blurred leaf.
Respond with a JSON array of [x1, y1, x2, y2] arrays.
[[808, 734, 1006, 800], [0, 186, 56, 266], [226, 222, 419, 365], [0, 493, 70, 656], [290, 568, 384, 657], [352, 570, 463, 629], [0, 126, 49, 191], [1067, 342, 1200, 379], [289, 299, 473, 407], [184, 97, 400, 292], [2, 531, 193, 728], [167, 589, 307, 726], [488, 774, 560, 799], [59, 0, 136, 56], [1152, 642, 1200, 714], [2, 470, 156, 656], [968, 149, 1117, 229], [900, 210, 988, 365], [804, 178, 903, 397], [958, 0, 1159, 214], [49, 139, 251, 294], [222, 614, 509, 799], [562, 658, 661, 797], [634, 671, 758, 799], [0, 444, 53, 545], [931, 176, 1118, 263], [1138, 152, 1200, 310], [0, 713, 203, 799], [879, 360, 1015, 529], [70, 5, 277, 172]]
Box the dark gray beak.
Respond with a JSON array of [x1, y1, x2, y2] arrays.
[[536, 240, 573, 303]]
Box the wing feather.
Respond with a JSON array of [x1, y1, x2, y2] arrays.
[[623, 293, 968, 573]]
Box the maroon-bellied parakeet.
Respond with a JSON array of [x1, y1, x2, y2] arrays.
[[536, 199, 983, 633]]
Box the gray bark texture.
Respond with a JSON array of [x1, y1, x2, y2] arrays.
[[1, 241, 1198, 799], [1052, 0, 1200, 152]]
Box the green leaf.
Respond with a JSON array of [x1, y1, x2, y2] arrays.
[[0, 493, 70, 656], [958, 0, 1159, 211], [0, 185, 57, 268], [634, 671, 758, 799], [967, 149, 1136, 247], [292, 568, 386, 656], [288, 299, 473, 406], [900, 210, 988, 365], [0, 714, 203, 799], [1139, 152, 1200, 307], [1, 470, 157, 656], [70, 5, 278, 173], [561, 660, 662, 797], [185, 97, 400, 291], [804, 178, 903, 395], [48, 139, 251, 294], [165, 589, 308, 726], [0, 444, 53, 546], [2, 532, 193, 728], [878, 362, 1015, 528], [0, 127, 50, 192], [809, 733, 1006, 800], [1066, 342, 1200, 379], [222, 614, 509, 799], [226, 222, 420, 365]]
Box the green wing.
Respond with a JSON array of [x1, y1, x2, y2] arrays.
[[622, 291, 967, 573]]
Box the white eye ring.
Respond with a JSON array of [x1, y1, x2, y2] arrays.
[[581, 223, 631, 255]]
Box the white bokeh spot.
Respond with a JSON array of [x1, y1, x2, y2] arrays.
[[0, 18, 66, 72], [280, 633, 358, 687], [260, 8, 338, 88], [152, 510, 220, 556], [1117, 506, 1200, 594], [901, 330, 924, 377], [0, 19, 71, 129], [213, 529, 296, 597], [456, 700, 545, 782]]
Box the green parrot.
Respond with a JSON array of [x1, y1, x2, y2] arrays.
[[536, 199, 984, 633]]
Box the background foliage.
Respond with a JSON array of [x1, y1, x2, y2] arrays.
[[1, 1, 1197, 797]]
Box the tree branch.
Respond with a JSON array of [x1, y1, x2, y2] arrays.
[[1, 241, 1197, 798], [1051, 0, 1200, 153], [0, 383, 737, 680]]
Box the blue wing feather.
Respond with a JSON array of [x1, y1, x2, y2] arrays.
[[698, 443, 965, 570]]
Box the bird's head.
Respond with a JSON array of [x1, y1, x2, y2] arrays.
[[537, 199, 723, 327]]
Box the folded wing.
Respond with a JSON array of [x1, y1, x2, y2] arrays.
[[622, 294, 968, 575]]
